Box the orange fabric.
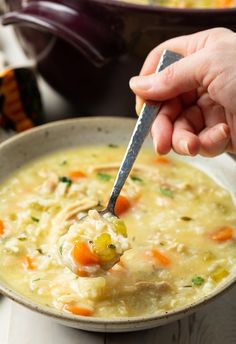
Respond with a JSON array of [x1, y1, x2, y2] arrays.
[[0, 67, 42, 132]]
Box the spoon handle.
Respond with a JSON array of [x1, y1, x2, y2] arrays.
[[106, 50, 183, 214]]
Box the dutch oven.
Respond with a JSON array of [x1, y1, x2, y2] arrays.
[[1, 0, 236, 115]]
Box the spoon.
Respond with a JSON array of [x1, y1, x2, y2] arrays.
[[60, 50, 183, 276], [103, 49, 183, 217]]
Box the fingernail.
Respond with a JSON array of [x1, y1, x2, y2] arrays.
[[135, 97, 144, 116], [179, 140, 190, 155], [153, 136, 158, 152], [129, 76, 152, 91], [212, 124, 230, 143]]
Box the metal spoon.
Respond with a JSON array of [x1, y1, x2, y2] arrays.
[[103, 49, 183, 216], [60, 50, 183, 276]]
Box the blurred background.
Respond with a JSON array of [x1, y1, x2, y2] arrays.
[[1, 0, 236, 134]]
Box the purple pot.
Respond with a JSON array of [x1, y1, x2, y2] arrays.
[[2, 0, 236, 115]]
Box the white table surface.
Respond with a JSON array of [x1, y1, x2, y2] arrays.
[[1, 24, 236, 344], [1, 285, 236, 344]]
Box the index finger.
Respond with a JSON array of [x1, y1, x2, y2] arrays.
[[139, 28, 220, 77]]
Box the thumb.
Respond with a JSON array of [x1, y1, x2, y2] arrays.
[[129, 50, 210, 101]]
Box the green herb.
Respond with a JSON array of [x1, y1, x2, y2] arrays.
[[31, 216, 40, 223], [37, 248, 43, 255], [108, 144, 118, 148], [18, 237, 27, 241], [59, 176, 72, 186], [192, 276, 205, 286], [131, 175, 143, 183], [32, 278, 41, 282], [181, 216, 192, 221], [96, 172, 112, 181], [159, 187, 173, 198], [108, 244, 116, 249], [59, 244, 63, 255]]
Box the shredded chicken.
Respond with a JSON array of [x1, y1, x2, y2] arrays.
[[38, 171, 58, 194], [50, 198, 98, 244], [118, 281, 172, 296], [90, 163, 160, 180], [135, 281, 172, 293]]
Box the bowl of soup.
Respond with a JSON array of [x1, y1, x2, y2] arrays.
[[0, 116, 236, 332], [2, 0, 236, 116]]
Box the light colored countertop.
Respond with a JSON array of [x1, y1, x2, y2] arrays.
[[1, 286, 236, 344], [1, 25, 236, 344]]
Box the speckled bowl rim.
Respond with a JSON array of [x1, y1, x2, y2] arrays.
[[0, 117, 236, 330]]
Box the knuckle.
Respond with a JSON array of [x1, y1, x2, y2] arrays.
[[207, 80, 218, 99], [210, 27, 232, 37]]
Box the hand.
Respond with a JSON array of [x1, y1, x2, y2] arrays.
[[129, 28, 236, 157]]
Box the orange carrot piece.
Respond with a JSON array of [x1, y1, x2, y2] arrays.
[[115, 195, 131, 216], [0, 220, 4, 235], [218, 0, 232, 7], [69, 171, 86, 180], [154, 156, 170, 165], [76, 269, 89, 277], [64, 304, 93, 316], [72, 242, 100, 266], [210, 226, 233, 242], [145, 249, 171, 267], [22, 256, 35, 270]]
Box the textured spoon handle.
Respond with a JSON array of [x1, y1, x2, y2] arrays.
[[106, 50, 183, 214]]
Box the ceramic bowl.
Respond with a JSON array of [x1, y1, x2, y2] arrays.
[[0, 117, 236, 332]]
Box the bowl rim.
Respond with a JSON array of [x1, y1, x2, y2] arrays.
[[0, 116, 236, 326]]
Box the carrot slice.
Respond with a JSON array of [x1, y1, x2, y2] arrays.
[[115, 195, 131, 216], [154, 156, 170, 165], [210, 226, 233, 242], [64, 304, 93, 316], [69, 171, 86, 180], [22, 256, 35, 270], [72, 242, 100, 266], [145, 249, 171, 267], [218, 0, 232, 7], [0, 220, 4, 235], [76, 269, 89, 277]]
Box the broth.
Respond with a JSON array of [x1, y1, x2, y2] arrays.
[[0, 145, 236, 318]]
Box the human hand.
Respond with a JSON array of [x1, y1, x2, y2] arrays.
[[129, 28, 236, 156]]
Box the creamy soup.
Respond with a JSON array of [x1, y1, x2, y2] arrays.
[[122, 0, 236, 8], [0, 145, 236, 318]]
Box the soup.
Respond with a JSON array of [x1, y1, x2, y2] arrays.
[[121, 0, 236, 8], [0, 145, 236, 318]]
